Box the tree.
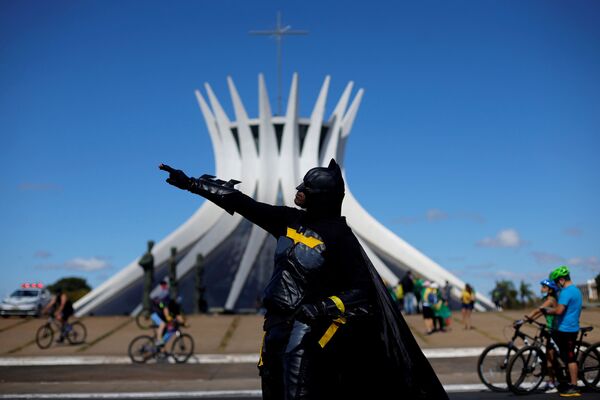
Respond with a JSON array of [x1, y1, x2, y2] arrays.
[[518, 280, 536, 307], [47, 277, 91, 302], [490, 280, 519, 309], [595, 273, 600, 302]]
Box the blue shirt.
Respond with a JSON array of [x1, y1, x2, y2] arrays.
[[556, 285, 582, 333]]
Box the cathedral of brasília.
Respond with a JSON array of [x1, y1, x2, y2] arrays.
[[75, 74, 493, 315]]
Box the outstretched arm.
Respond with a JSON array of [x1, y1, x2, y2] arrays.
[[159, 164, 296, 237], [526, 297, 555, 320]]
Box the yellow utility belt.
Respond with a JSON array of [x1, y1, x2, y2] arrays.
[[318, 296, 346, 348]]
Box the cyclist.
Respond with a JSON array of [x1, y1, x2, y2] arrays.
[[150, 290, 170, 343], [156, 279, 169, 300], [524, 279, 560, 392], [42, 288, 73, 343], [151, 296, 185, 349], [542, 265, 583, 397]]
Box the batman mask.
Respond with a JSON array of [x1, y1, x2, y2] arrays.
[[296, 159, 345, 216], [296, 159, 345, 195]]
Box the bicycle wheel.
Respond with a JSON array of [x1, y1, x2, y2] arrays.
[[128, 335, 156, 363], [580, 343, 600, 391], [477, 343, 517, 392], [135, 310, 154, 330], [170, 333, 194, 363], [506, 345, 545, 394], [35, 324, 54, 349], [66, 321, 87, 344]]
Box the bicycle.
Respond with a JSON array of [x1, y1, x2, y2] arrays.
[[477, 319, 546, 392], [135, 309, 154, 330], [128, 321, 194, 364], [35, 315, 87, 349], [579, 341, 600, 391], [506, 319, 598, 394]]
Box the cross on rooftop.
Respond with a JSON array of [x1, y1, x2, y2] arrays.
[[250, 11, 308, 115]]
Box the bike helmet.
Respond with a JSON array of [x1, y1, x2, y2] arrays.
[[549, 265, 570, 281], [539, 278, 559, 292]]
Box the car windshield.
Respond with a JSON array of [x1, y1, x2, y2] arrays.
[[10, 290, 39, 297]]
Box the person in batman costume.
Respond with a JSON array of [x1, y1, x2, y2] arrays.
[[159, 159, 448, 400]]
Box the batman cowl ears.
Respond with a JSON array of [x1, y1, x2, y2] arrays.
[[296, 159, 345, 195]]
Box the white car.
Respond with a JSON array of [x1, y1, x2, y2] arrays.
[[0, 284, 51, 317]]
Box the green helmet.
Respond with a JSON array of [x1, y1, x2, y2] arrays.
[[549, 265, 570, 281]]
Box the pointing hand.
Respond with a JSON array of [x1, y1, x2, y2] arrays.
[[159, 164, 191, 190]]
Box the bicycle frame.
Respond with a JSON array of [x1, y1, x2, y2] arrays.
[[509, 320, 546, 348], [529, 319, 589, 363], [44, 315, 71, 335]]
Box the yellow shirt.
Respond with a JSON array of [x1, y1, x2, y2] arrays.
[[394, 284, 404, 300], [461, 290, 474, 304]]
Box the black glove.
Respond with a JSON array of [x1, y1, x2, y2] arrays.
[[539, 307, 548, 315], [297, 303, 326, 323], [159, 164, 191, 190], [297, 298, 343, 324], [159, 164, 241, 215]]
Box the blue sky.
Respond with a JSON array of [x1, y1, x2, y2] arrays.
[[1, 0, 599, 299]]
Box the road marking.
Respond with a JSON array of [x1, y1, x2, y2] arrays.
[[0, 347, 488, 366], [76, 318, 132, 353], [0, 318, 32, 334], [0, 384, 488, 398], [217, 316, 240, 351]]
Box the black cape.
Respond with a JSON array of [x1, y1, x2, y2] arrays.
[[358, 244, 448, 399]]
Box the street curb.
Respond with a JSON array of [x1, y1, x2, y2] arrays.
[[0, 347, 487, 366], [0, 384, 489, 398]]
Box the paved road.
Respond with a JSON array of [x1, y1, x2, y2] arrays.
[[0, 392, 597, 399], [1, 361, 599, 399]]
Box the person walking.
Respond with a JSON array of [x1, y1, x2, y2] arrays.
[[421, 281, 435, 335], [414, 277, 424, 313], [460, 284, 475, 330], [442, 280, 452, 305], [430, 283, 446, 332], [393, 282, 404, 313], [401, 271, 416, 315], [441, 280, 453, 330]]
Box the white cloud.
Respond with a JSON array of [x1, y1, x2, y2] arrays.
[[36, 257, 111, 272], [65, 257, 111, 271], [477, 228, 525, 248], [494, 269, 525, 279]]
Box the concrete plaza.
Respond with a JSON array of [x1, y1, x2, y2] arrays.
[[1, 309, 599, 396]]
